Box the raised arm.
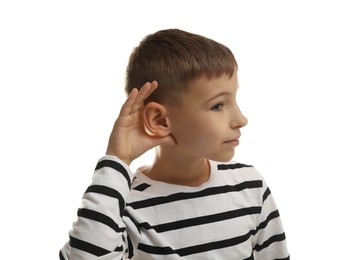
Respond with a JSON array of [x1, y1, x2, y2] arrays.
[[106, 81, 175, 165], [60, 81, 175, 260]]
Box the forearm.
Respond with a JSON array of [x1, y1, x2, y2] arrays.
[[60, 155, 133, 260]]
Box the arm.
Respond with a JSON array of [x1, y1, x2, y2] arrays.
[[60, 156, 134, 260], [60, 81, 175, 260], [253, 179, 290, 260]]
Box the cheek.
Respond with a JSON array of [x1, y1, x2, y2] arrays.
[[173, 118, 220, 146]]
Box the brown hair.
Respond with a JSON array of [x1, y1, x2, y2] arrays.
[[125, 29, 237, 105]]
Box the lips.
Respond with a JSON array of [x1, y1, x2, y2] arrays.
[[224, 137, 240, 146]]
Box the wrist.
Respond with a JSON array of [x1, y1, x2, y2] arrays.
[[105, 150, 132, 166]]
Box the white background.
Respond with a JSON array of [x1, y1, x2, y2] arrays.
[[1, 1, 351, 259]]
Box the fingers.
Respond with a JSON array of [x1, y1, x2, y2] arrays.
[[119, 88, 138, 117], [130, 81, 158, 113], [120, 81, 158, 117]]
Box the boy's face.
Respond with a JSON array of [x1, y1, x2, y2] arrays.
[[167, 71, 248, 162]]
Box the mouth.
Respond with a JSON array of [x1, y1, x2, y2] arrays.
[[224, 137, 240, 146]]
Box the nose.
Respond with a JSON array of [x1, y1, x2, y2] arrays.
[[230, 104, 248, 129]]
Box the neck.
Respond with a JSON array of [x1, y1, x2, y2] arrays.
[[143, 145, 210, 187]]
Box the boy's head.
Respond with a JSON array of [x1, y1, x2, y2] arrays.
[[125, 29, 237, 106]]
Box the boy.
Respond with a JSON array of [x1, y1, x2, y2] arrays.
[[60, 29, 289, 259]]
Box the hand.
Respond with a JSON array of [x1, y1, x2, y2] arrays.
[[106, 81, 176, 165]]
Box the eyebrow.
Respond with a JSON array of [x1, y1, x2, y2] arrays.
[[205, 91, 231, 103]]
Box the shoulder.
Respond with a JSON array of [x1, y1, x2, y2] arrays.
[[213, 160, 263, 179], [210, 160, 266, 190]]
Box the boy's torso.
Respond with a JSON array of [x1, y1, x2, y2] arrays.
[[124, 160, 263, 259]]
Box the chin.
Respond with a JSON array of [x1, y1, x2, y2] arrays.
[[207, 151, 235, 163]]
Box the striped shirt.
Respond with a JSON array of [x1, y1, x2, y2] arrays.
[[60, 155, 289, 259]]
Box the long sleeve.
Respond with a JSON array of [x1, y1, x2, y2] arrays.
[[252, 179, 290, 259], [59, 155, 136, 260]]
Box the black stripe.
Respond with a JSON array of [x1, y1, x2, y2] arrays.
[[85, 185, 125, 217], [128, 180, 263, 209], [59, 250, 65, 260], [138, 243, 175, 255], [133, 183, 151, 191], [263, 187, 271, 202], [254, 232, 286, 252], [138, 229, 257, 256], [77, 208, 125, 233], [177, 229, 256, 256], [218, 163, 253, 170], [256, 210, 280, 232], [139, 206, 261, 233], [114, 245, 123, 252], [95, 160, 131, 187], [126, 235, 134, 258], [69, 235, 110, 256]]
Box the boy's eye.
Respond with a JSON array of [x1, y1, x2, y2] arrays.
[[211, 103, 224, 111]]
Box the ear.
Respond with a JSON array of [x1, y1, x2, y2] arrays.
[[143, 102, 171, 137]]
